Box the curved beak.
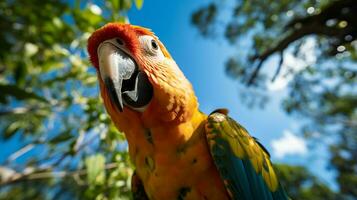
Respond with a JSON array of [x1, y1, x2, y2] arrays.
[[98, 41, 153, 112], [98, 42, 136, 112]]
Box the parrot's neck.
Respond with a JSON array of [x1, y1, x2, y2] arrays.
[[125, 108, 208, 162]]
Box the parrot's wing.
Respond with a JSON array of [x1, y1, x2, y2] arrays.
[[205, 112, 289, 200], [131, 171, 149, 200]]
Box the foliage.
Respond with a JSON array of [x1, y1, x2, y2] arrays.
[[0, 0, 143, 199], [192, 0, 357, 199], [275, 164, 339, 200]]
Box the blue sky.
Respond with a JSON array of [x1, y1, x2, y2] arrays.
[[129, 0, 336, 188]]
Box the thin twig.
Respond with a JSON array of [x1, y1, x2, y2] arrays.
[[271, 51, 284, 82], [7, 144, 35, 163], [247, 59, 265, 86]]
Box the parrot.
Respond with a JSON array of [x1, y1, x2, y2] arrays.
[[87, 23, 289, 200]]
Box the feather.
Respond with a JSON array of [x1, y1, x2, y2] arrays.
[[205, 112, 289, 200]]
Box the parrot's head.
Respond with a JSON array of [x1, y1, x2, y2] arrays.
[[87, 23, 197, 130]]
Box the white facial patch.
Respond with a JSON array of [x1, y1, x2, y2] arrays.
[[138, 35, 165, 60]]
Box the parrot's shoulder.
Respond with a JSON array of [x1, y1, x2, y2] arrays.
[[209, 108, 229, 116], [204, 111, 289, 200]]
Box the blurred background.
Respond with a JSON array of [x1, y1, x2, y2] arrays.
[[0, 0, 356, 199]]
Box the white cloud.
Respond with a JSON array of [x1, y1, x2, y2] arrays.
[[271, 130, 308, 159], [267, 37, 317, 91]]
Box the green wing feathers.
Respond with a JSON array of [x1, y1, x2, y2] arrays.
[[205, 112, 289, 200]]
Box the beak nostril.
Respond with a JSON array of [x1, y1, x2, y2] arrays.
[[116, 38, 124, 46]]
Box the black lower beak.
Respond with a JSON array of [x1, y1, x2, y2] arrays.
[[104, 77, 124, 112]]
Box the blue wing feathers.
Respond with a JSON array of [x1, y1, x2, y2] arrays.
[[243, 159, 271, 200], [206, 113, 289, 200]]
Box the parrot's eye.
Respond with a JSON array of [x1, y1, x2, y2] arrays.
[[138, 35, 164, 59], [151, 39, 158, 50]]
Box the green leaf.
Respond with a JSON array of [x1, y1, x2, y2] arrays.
[[49, 130, 73, 144], [122, 0, 132, 10], [134, 0, 144, 9], [85, 154, 106, 185], [0, 84, 48, 103], [111, 0, 120, 11], [14, 63, 27, 86], [3, 122, 22, 139]]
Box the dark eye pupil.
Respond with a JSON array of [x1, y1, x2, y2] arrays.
[[116, 39, 124, 45], [151, 39, 158, 50]]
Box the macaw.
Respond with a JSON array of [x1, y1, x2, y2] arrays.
[[87, 23, 289, 200]]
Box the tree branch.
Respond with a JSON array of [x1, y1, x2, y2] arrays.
[[0, 162, 119, 186], [246, 0, 356, 85]]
